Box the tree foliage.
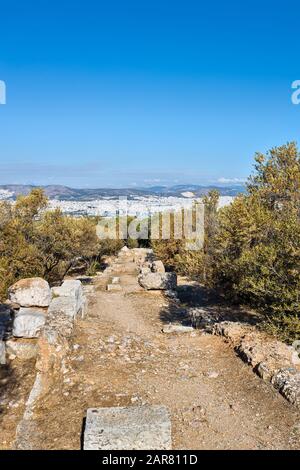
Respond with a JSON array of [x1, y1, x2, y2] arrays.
[[153, 142, 300, 342], [0, 189, 99, 299], [210, 143, 300, 341]]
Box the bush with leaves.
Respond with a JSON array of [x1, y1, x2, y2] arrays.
[[211, 142, 300, 342], [0, 189, 100, 300]]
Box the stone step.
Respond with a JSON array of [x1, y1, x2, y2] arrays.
[[106, 284, 122, 292], [83, 405, 172, 450]]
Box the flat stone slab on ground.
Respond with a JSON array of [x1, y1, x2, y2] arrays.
[[162, 324, 194, 334], [83, 405, 171, 450], [106, 284, 122, 292]]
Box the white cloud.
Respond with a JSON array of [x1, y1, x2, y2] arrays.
[[143, 178, 162, 184], [217, 177, 247, 184]]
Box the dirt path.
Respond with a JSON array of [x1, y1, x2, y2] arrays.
[[12, 252, 300, 449]]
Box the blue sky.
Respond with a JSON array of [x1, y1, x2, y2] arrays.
[[0, 0, 300, 187]]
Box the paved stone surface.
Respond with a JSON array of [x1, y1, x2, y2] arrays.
[[83, 405, 172, 450]]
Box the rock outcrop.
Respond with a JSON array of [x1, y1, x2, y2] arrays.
[[8, 278, 52, 308]]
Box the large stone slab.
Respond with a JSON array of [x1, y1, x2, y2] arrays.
[[138, 272, 177, 291], [83, 405, 172, 450], [13, 307, 47, 338], [48, 296, 78, 319], [44, 297, 76, 342], [106, 283, 122, 292], [51, 280, 85, 316], [8, 278, 51, 307]]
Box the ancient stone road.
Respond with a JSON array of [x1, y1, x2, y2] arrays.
[[2, 250, 300, 449]]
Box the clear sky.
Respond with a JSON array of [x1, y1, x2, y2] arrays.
[[0, 0, 300, 188]]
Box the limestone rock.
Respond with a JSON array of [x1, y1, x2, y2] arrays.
[[13, 307, 47, 338], [162, 324, 194, 334], [213, 321, 246, 342], [271, 368, 300, 407], [106, 284, 122, 292], [236, 334, 296, 369], [8, 278, 51, 307], [6, 339, 38, 360], [44, 297, 77, 341], [48, 296, 78, 320], [256, 362, 274, 382], [138, 272, 177, 290], [189, 308, 218, 329], [132, 248, 154, 265], [0, 340, 6, 364], [140, 267, 151, 275], [51, 280, 85, 317], [152, 260, 165, 274], [83, 405, 171, 450]]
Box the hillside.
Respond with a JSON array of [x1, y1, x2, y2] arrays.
[[0, 184, 245, 201]]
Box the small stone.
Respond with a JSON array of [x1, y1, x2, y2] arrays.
[[106, 284, 122, 292], [206, 371, 219, 379], [0, 340, 6, 365]]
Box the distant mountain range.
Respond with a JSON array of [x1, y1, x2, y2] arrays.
[[0, 184, 246, 201]]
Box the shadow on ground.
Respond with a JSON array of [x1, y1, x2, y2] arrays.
[[0, 364, 17, 417], [160, 283, 262, 327]]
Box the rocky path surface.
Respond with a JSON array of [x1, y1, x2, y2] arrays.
[[5, 251, 300, 449]]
